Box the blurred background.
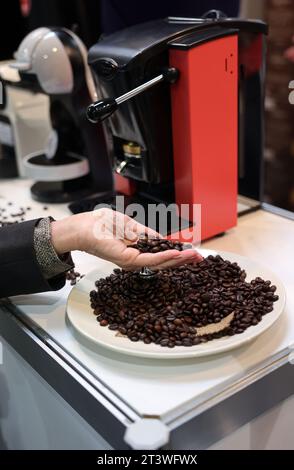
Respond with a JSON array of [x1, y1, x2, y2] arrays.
[[0, 0, 293, 212]]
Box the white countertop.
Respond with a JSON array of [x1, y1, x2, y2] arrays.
[[1, 179, 294, 423]]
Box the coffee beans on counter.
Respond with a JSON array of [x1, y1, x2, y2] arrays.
[[66, 268, 84, 285], [90, 249, 279, 347], [0, 200, 50, 227]]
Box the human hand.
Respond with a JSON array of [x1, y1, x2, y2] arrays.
[[51, 208, 203, 270]]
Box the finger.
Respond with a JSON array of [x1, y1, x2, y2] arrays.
[[134, 222, 162, 239], [152, 256, 201, 270], [122, 247, 181, 267], [123, 252, 202, 271], [123, 248, 202, 268], [124, 218, 162, 242], [146, 248, 203, 267], [151, 251, 203, 270]]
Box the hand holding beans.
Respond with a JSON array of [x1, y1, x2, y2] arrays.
[[51, 208, 202, 270]]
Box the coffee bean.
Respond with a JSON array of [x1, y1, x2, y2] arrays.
[[130, 335, 139, 342], [201, 293, 211, 302], [166, 315, 176, 321], [66, 268, 83, 285], [182, 338, 192, 346], [144, 338, 152, 344], [192, 337, 201, 345]]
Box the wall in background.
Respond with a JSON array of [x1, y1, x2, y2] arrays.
[[239, 0, 266, 19], [264, 0, 294, 212], [241, 0, 294, 212]]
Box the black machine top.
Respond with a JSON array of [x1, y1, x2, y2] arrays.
[[88, 15, 268, 69]]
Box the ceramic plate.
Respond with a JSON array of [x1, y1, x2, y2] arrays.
[[66, 249, 286, 359]]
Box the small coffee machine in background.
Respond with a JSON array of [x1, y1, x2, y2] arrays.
[[0, 61, 51, 178], [11, 27, 113, 203], [82, 11, 267, 240]]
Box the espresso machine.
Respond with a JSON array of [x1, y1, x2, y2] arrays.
[[11, 27, 113, 202], [0, 60, 51, 178], [80, 11, 267, 240]]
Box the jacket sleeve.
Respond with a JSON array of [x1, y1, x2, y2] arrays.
[[0, 219, 66, 298]]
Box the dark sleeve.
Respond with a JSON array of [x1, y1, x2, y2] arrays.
[[0, 219, 66, 298]]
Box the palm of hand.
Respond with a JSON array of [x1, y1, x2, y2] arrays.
[[82, 208, 202, 270]]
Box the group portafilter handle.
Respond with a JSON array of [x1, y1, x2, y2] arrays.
[[87, 67, 179, 123]]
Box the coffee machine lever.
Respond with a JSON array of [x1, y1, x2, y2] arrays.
[[87, 67, 179, 123]]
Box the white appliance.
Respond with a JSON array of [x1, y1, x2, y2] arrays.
[[0, 60, 51, 178]]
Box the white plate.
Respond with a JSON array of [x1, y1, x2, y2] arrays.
[[66, 249, 286, 359]]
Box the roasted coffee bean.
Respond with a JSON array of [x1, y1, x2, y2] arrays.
[[0, 201, 27, 226], [201, 293, 211, 302], [166, 315, 176, 321], [192, 337, 201, 345], [90, 255, 279, 347], [66, 268, 84, 285], [182, 338, 193, 346]]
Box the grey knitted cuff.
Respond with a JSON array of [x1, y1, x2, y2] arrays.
[[34, 217, 74, 280]]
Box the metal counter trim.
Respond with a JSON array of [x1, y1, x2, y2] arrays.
[[0, 300, 136, 449]]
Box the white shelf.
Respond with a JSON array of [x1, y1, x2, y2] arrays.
[[2, 179, 294, 422]]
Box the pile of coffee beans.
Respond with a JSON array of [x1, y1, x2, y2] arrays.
[[90, 246, 279, 348], [129, 235, 186, 253]]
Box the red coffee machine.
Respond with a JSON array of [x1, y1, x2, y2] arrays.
[[80, 11, 267, 241]]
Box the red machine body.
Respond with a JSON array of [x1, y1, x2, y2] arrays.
[[170, 35, 238, 240]]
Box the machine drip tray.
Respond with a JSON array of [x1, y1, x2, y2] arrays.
[[237, 195, 261, 216]]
